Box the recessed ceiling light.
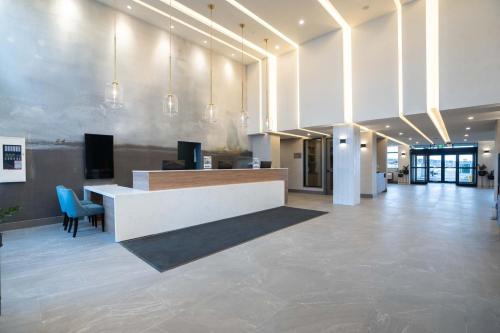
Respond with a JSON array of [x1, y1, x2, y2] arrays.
[[127, 5, 132, 10], [466, 127, 470, 130], [468, 116, 474, 120], [399, 132, 403, 136], [385, 125, 390, 128], [307, 133, 311, 136], [416, 141, 419, 144], [203, 40, 208, 44], [231, 53, 235, 56], [171, 25, 175, 29], [409, 138, 413, 141], [464, 139, 468, 142], [299, 19, 305, 25], [464, 134, 469, 137], [275, 45, 280, 50]]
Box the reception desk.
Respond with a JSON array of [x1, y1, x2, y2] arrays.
[[84, 169, 288, 242]]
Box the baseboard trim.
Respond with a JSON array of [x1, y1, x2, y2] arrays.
[[288, 189, 326, 195], [0, 216, 62, 232]]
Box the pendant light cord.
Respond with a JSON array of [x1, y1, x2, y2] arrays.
[[209, 5, 214, 105], [169, 0, 173, 93], [240, 24, 244, 112], [113, 14, 117, 83], [264, 38, 269, 126]]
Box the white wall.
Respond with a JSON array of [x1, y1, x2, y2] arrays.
[[246, 62, 261, 135], [299, 31, 344, 127], [277, 50, 298, 131], [402, 0, 427, 116], [250, 133, 280, 168], [353, 12, 399, 122], [333, 125, 360, 205], [440, 0, 500, 111]]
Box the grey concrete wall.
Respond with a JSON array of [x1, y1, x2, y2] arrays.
[[0, 0, 251, 225]]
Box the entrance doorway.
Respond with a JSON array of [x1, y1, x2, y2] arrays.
[[410, 146, 477, 186]]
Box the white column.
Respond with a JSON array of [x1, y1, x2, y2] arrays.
[[250, 133, 281, 168], [333, 124, 360, 206], [360, 131, 377, 198], [398, 145, 409, 184]]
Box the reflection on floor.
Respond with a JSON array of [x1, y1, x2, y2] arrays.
[[1, 184, 499, 332]]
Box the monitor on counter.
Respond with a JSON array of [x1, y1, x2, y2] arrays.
[[84, 134, 114, 179]]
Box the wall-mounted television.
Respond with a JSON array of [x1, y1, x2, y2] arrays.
[[84, 134, 114, 179]]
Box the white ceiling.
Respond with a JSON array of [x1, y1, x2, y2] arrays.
[[95, 0, 402, 63]]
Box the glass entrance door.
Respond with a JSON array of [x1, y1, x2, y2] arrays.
[[411, 154, 427, 183], [444, 155, 457, 182], [429, 155, 442, 182], [458, 154, 475, 185]]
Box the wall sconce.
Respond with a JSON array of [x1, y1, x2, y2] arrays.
[[483, 149, 491, 154], [339, 138, 347, 145], [360, 143, 367, 149], [401, 152, 406, 157]]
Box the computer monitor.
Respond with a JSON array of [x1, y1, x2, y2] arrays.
[[260, 161, 272, 168], [162, 160, 185, 170]]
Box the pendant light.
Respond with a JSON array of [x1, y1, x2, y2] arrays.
[[105, 8, 123, 109], [239, 23, 248, 128], [204, 4, 217, 124], [162, 0, 179, 117], [264, 38, 270, 131]]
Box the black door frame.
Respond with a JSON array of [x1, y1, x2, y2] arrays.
[[410, 147, 478, 186]]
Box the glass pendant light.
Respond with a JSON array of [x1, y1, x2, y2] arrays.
[[264, 38, 271, 131], [239, 23, 248, 128], [105, 10, 123, 109], [162, 0, 179, 117], [204, 4, 217, 124]]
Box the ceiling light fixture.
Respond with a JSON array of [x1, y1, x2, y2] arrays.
[[385, 125, 390, 128], [104, 4, 123, 109], [204, 4, 217, 124], [464, 134, 469, 137], [399, 132, 403, 136], [127, 5, 132, 10], [468, 116, 474, 120], [275, 45, 280, 50], [163, 0, 179, 118], [464, 139, 468, 142], [466, 127, 470, 130], [239, 23, 248, 128], [299, 19, 305, 25]]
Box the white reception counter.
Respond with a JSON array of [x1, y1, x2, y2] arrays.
[[84, 171, 287, 242]]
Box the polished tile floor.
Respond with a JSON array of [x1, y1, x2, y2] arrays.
[[1, 184, 500, 332]]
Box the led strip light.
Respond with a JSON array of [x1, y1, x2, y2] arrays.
[[425, 0, 450, 143], [132, 0, 260, 61], [299, 128, 332, 137], [268, 131, 309, 139], [224, 0, 303, 130], [393, 0, 434, 144], [354, 124, 409, 147]]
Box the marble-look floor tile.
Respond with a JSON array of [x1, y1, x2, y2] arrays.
[[1, 184, 499, 332]]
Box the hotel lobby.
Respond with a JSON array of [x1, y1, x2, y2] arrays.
[[1, 0, 500, 332]]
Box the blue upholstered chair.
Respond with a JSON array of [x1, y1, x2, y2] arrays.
[[56, 185, 93, 231], [59, 188, 105, 238]]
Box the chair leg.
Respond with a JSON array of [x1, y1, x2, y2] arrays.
[[67, 218, 73, 233], [73, 218, 79, 238], [63, 213, 69, 230], [101, 213, 105, 232]]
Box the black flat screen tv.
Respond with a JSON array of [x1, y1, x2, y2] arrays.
[[85, 134, 114, 179]]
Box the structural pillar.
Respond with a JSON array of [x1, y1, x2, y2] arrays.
[[360, 131, 377, 198], [250, 133, 281, 168], [333, 124, 360, 206]]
